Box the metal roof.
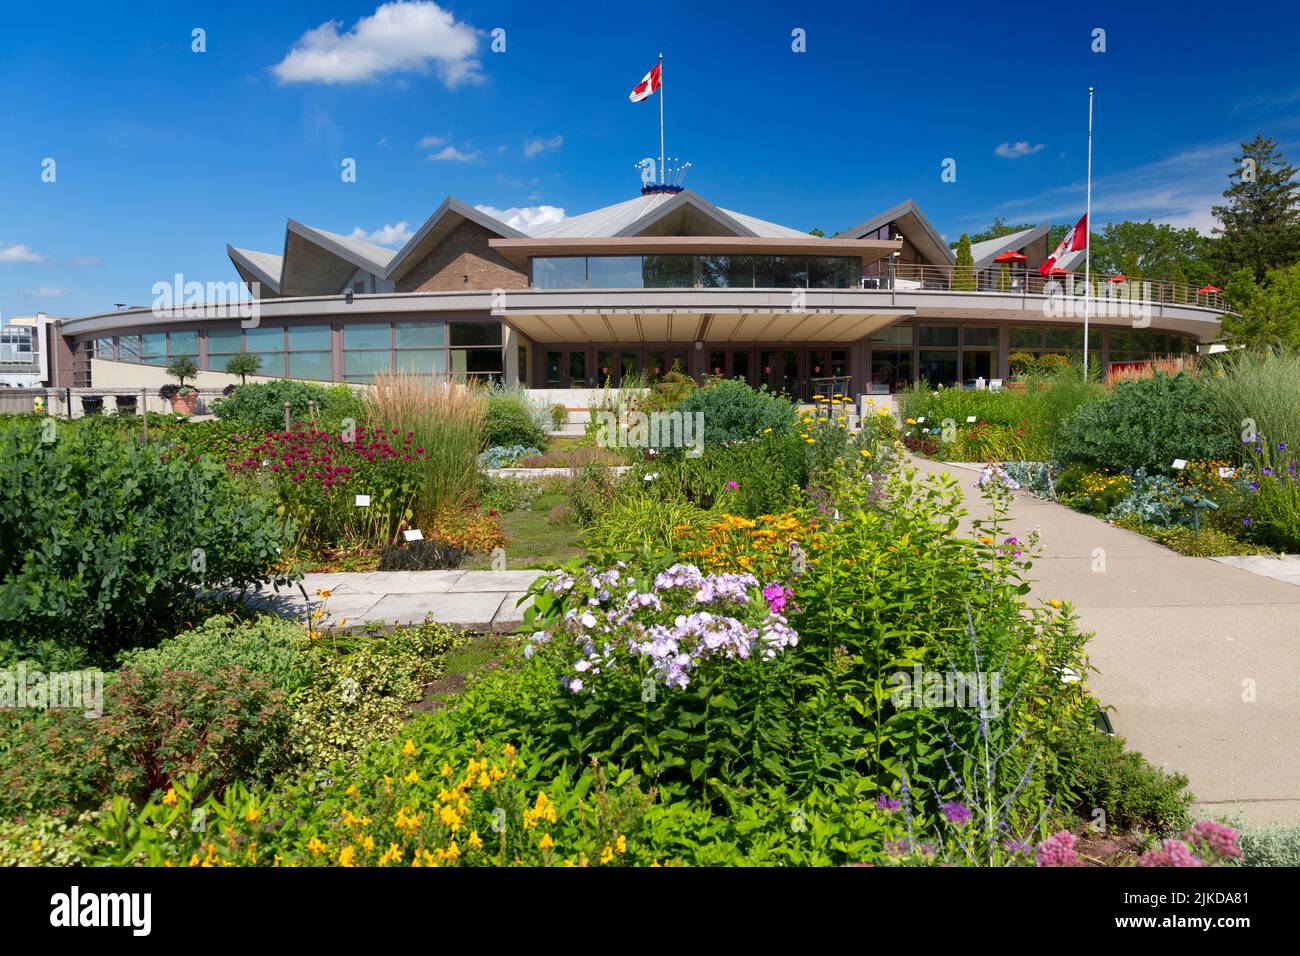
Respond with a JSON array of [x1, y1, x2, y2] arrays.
[[967, 225, 1048, 269], [834, 199, 956, 265]]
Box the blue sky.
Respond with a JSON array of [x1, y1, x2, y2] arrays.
[[2, 0, 1298, 319]]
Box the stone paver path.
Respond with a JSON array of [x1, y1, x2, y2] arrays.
[[246, 570, 546, 631], [908, 456, 1300, 825]]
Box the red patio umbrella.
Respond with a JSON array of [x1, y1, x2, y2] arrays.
[[1108, 274, 1126, 283], [993, 250, 1027, 264], [1049, 267, 1069, 276], [1198, 284, 1221, 294]]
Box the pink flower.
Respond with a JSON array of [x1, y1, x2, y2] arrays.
[[1035, 830, 1080, 867], [1138, 839, 1204, 867], [1182, 820, 1242, 862]]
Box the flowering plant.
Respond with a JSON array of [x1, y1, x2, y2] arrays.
[[522, 562, 805, 801]]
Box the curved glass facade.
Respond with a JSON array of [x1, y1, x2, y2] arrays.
[[530, 254, 860, 290]]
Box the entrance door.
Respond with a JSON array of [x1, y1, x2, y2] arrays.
[[543, 348, 589, 388], [760, 349, 800, 397], [705, 348, 755, 385]]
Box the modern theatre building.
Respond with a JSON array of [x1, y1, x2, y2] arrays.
[[53, 185, 1228, 399]]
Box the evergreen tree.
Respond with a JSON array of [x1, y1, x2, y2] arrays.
[[1209, 134, 1300, 282], [952, 233, 976, 290]]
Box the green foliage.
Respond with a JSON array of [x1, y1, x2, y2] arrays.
[[485, 390, 548, 449], [1219, 263, 1300, 350], [638, 369, 698, 414], [1205, 347, 1300, 457], [1049, 724, 1193, 833], [0, 811, 101, 866], [673, 378, 796, 447], [1235, 819, 1300, 866], [638, 430, 807, 518], [1105, 468, 1186, 527], [1056, 372, 1235, 473], [568, 459, 622, 527], [1008, 351, 1036, 376], [214, 379, 365, 431], [582, 493, 712, 560], [1090, 219, 1211, 286], [117, 613, 314, 693], [1207, 133, 1300, 283], [223, 352, 263, 384], [0, 418, 294, 664], [479, 474, 542, 513], [166, 354, 198, 389], [1111, 516, 1264, 557], [952, 233, 976, 291]]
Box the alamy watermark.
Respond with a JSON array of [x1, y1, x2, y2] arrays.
[[1042, 277, 1152, 327], [889, 665, 1002, 718], [151, 272, 261, 326], [594, 402, 704, 457], [1, 664, 104, 717]]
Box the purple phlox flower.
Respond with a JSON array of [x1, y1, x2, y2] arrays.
[[875, 794, 901, 812], [940, 801, 973, 826]]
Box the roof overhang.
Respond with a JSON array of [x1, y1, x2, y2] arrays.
[[488, 236, 901, 270], [835, 199, 955, 266], [384, 198, 525, 284]]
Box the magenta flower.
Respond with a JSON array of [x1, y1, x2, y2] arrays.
[[1138, 839, 1204, 867], [940, 801, 972, 826], [1035, 830, 1080, 867]]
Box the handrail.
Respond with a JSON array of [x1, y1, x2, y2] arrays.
[[862, 263, 1225, 311]]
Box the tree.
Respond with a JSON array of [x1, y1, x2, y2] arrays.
[[1089, 220, 1211, 285], [1218, 262, 1300, 349], [224, 352, 262, 385], [1208, 134, 1300, 282], [166, 355, 198, 392], [952, 233, 976, 290], [808, 227, 826, 238], [953, 217, 1039, 248]]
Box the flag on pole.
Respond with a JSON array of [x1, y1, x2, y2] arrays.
[[1037, 213, 1088, 276], [629, 63, 662, 102]]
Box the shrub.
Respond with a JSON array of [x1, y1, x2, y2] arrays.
[[1106, 468, 1186, 527], [214, 379, 364, 431], [223, 352, 263, 384], [582, 494, 713, 561], [1050, 724, 1193, 833], [485, 390, 547, 450], [479, 474, 542, 513], [673, 378, 796, 447], [0, 812, 100, 866], [1009, 351, 1037, 376], [1056, 372, 1234, 472], [568, 459, 622, 527], [478, 444, 543, 469], [117, 613, 314, 693], [642, 430, 807, 518], [0, 419, 294, 663], [1235, 819, 1300, 866]]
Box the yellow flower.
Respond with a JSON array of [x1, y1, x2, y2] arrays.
[[905, 418, 917, 425], [379, 843, 403, 866], [402, 739, 416, 757], [162, 787, 178, 806], [468, 830, 483, 850], [362, 835, 375, 852], [244, 806, 259, 824], [805, 438, 815, 444], [441, 762, 453, 777], [616, 834, 627, 855], [405, 770, 420, 785], [599, 844, 615, 865], [1048, 598, 1063, 609], [315, 588, 333, 598], [502, 743, 517, 760], [539, 833, 554, 851], [31, 839, 41, 854], [338, 846, 356, 867], [477, 771, 492, 791], [306, 837, 327, 856], [444, 841, 460, 863], [762, 427, 773, 434], [859, 450, 871, 458]]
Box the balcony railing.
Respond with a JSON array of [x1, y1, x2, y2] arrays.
[[860, 264, 1225, 311]]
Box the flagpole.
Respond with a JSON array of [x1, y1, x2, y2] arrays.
[[658, 52, 665, 185], [1083, 86, 1093, 382]]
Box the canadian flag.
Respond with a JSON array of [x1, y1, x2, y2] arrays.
[[629, 62, 661, 102], [1038, 213, 1088, 276]]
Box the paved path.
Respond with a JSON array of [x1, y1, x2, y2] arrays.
[[246, 570, 546, 631], [908, 456, 1300, 825]]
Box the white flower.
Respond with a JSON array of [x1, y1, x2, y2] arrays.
[[643, 472, 660, 482], [580, 612, 597, 628]]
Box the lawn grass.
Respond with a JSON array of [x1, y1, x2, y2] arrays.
[[464, 489, 584, 569], [411, 631, 521, 713]]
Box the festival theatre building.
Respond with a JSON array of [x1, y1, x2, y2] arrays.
[[55, 187, 1226, 399]]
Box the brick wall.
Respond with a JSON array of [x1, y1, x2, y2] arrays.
[[396, 220, 527, 292]]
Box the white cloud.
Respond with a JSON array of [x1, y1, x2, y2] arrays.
[[271, 1, 483, 87], [22, 286, 71, 299], [429, 145, 479, 162], [418, 134, 445, 148], [474, 204, 566, 232], [523, 135, 563, 158], [351, 222, 415, 246], [0, 243, 46, 264], [994, 141, 1046, 159], [70, 255, 102, 267]]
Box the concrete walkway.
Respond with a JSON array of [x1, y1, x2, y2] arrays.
[[908, 456, 1300, 825], [246, 570, 546, 631]]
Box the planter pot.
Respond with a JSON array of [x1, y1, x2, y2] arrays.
[[80, 395, 105, 416], [169, 391, 199, 415], [114, 395, 138, 416]]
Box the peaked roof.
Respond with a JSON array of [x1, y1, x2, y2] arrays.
[[287, 221, 397, 274], [834, 199, 955, 266], [227, 246, 283, 295], [967, 225, 1048, 269], [529, 189, 806, 239], [385, 197, 527, 283]]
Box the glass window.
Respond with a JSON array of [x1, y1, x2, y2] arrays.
[[586, 257, 644, 289], [870, 349, 912, 392], [451, 349, 503, 375], [643, 255, 694, 288], [396, 350, 447, 375], [118, 335, 141, 360], [168, 331, 199, 359], [569, 351, 586, 384], [287, 325, 331, 350], [94, 337, 114, 359], [207, 328, 243, 354], [518, 345, 528, 385], [344, 324, 391, 350], [918, 325, 959, 347], [872, 324, 913, 346], [962, 326, 998, 347], [754, 256, 809, 288], [1045, 327, 1082, 350], [396, 321, 445, 348], [545, 351, 563, 385], [1010, 327, 1043, 349], [532, 257, 586, 289], [287, 352, 332, 381], [809, 257, 855, 289], [700, 255, 754, 288], [344, 350, 392, 377], [245, 326, 283, 352], [918, 350, 959, 386], [963, 351, 994, 381], [709, 351, 726, 376], [140, 333, 167, 364], [449, 322, 501, 347]]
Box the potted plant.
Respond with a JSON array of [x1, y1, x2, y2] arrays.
[[162, 355, 200, 415], [223, 351, 262, 385]]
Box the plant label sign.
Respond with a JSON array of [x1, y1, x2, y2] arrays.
[[966, 416, 977, 424], [403, 529, 424, 541], [1171, 459, 1188, 470], [1218, 467, 1235, 479], [917, 417, 925, 424], [355, 494, 371, 507]]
